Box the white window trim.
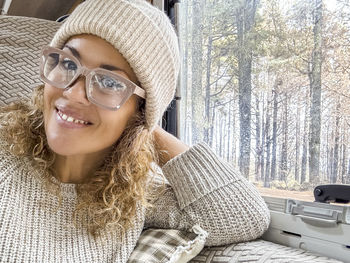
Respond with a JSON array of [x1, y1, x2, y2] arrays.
[[152, 0, 164, 12], [1, 0, 12, 15], [262, 196, 350, 262]]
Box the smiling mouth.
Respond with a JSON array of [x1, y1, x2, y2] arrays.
[[56, 108, 92, 125]]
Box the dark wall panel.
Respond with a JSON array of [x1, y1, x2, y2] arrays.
[[0, 0, 4, 11], [7, 0, 78, 21]]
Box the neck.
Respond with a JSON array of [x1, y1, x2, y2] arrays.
[[53, 150, 110, 184]]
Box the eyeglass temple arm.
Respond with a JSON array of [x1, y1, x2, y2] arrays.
[[134, 86, 146, 99]]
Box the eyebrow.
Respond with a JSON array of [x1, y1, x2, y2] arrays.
[[63, 45, 129, 75], [64, 45, 81, 59]]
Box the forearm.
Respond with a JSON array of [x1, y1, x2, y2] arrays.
[[147, 143, 271, 246]]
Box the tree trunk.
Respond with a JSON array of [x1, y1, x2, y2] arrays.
[[347, 158, 350, 184], [191, 0, 205, 144], [341, 119, 347, 184], [295, 100, 301, 182], [260, 95, 266, 183], [301, 97, 309, 184], [232, 102, 237, 166], [280, 93, 288, 181], [308, 0, 323, 183], [329, 147, 334, 182], [331, 101, 340, 184], [326, 124, 331, 182], [237, 0, 259, 178], [341, 142, 346, 184], [271, 82, 279, 181], [204, 10, 214, 143], [255, 94, 261, 181], [180, 0, 190, 144], [220, 115, 225, 157], [209, 64, 222, 148], [264, 100, 271, 187], [210, 101, 217, 149], [227, 95, 233, 162]]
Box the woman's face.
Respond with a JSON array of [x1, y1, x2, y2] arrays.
[[43, 34, 140, 157]]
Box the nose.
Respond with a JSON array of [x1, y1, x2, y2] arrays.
[[62, 76, 90, 106]]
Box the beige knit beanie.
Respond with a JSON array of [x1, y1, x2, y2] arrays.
[[50, 0, 180, 131]]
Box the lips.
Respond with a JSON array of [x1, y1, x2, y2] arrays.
[[55, 105, 93, 125], [57, 110, 90, 125]]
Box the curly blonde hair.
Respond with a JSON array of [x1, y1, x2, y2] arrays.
[[0, 85, 162, 237]]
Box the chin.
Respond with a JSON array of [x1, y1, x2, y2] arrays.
[[47, 139, 77, 156]]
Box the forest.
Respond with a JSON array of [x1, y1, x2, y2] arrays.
[[178, 0, 350, 191]]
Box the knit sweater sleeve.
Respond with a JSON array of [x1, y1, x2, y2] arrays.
[[144, 143, 270, 246]]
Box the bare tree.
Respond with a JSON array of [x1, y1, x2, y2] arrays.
[[295, 97, 301, 182], [280, 92, 288, 181], [271, 80, 280, 181], [264, 98, 271, 187], [308, 0, 323, 183], [237, 0, 259, 178], [191, 0, 205, 143], [331, 101, 341, 183], [255, 94, 261, 181]]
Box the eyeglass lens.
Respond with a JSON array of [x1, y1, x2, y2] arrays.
[[42, 51, 134, 110], [44, 53, 77, 87]]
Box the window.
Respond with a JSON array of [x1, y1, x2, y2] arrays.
[[177, 0, 349, 201]]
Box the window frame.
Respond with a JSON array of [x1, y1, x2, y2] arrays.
[[171, 1, 350, 260], [161, 0, 180, 137]]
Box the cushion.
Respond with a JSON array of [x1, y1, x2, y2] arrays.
[[189, 239, 342, 263], [0, 15, 60, 105], [128, 225, 208, 263]]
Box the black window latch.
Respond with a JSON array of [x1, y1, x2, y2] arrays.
[[314, 184, 350, 204]]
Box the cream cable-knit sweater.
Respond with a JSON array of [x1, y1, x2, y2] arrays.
[[0, 134, 270, 262]]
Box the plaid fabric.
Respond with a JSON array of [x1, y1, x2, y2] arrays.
[[128, 228, 203, 263]]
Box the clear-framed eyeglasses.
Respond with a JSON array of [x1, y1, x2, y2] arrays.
[[39, 46, 146, 111]]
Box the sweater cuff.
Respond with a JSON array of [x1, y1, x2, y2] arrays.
[[161, 142, 242, 210]]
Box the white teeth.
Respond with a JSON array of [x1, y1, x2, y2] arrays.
[[58, 111, 88, 125]]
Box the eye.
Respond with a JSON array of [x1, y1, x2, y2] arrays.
[[60, 58, 78, 72], [48, 53, 59, 67], [100, 76, 127, 92]]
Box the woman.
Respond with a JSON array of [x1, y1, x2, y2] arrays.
[[0, 0, 270, 262]]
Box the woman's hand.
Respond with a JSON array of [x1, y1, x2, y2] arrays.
[[153, 126, 190, 167]]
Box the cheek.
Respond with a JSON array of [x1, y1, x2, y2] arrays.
[[43, 85, 60, 123], [43, 84, 59, 108], [97, 101, 138, 146], [99, 111, 130, 142], [44, 84, 55, 97]]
